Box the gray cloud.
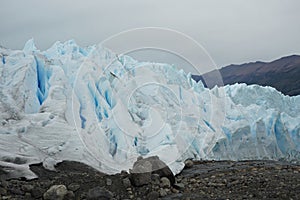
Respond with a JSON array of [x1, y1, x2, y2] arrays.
[[1, 0, 300, 72]]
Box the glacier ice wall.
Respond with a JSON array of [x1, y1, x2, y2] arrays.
[[0, 39, 299, 178]]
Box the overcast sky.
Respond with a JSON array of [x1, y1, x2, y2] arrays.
[[1, 0, 300, 71]]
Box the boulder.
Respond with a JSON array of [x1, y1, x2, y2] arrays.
[[130, 156, 175, 186], [129, 160, 152, 186]]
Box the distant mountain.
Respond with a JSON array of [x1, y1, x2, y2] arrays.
[[192, 55, 300, 96]]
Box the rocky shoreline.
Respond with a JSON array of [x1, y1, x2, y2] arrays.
[[1, 159, 300, 200]]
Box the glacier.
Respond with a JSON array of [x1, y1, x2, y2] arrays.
[[0, 39, 299, 179]]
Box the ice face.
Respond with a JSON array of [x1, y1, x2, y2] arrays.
[[0, 40, 299, 179]]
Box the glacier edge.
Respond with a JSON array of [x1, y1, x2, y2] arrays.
[[0, 40, 299, 179]]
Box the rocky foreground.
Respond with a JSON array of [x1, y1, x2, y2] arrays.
[[0, 159, 300, 200]]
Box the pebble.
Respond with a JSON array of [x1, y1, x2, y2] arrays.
[[106, 178, 112, 186], [159, 188, 167, 197], [43, 185, 68, 200], [184, 160, 194, 168], [0, 187, 7, 195], [279, 182, 285, 186], [68, 183, 80, 192], [160, 177, 171, 188], [181, 178, 188, 185], [173, 183, 185, 190], [171, 188, 179, 193], [21, 184, 34, 192], [199, 190, 206, 195], [24, 192, 32, 198], [190, 178, 197, 183]]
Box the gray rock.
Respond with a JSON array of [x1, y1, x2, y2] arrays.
[[31, 187, 44, 198], [0, 187, 7, 195], [24, 192, 32, 199], [147, 191, 159, 200], [160, 177, 171, 188], [68, 183, 80, 192], [87, 186, 113, 200], [130, 156, 175, 186], [65, 191, 75, 199], [121, 170, 128, 177], [106, 178, 112, 186], [21, 184, 34, 192], [147, 156, 175, 185], [123, 177, 132, 188], [130, 160, 152, 186], [184, 160, 194, 168], [159, 188, 167, 197], [171, 188, 179, 193], [43, 185, 68, 200], [173, 183, 185, 190], [151, 173, 160, 185]]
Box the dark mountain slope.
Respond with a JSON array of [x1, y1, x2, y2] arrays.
[[192, 55, 300, 96]]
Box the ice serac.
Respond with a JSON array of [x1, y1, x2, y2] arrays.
[[0, 40, 299, 179]]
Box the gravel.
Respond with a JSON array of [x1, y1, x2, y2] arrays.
[[0, 160, 299, 199]]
